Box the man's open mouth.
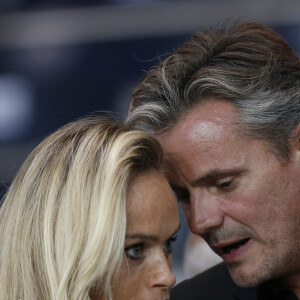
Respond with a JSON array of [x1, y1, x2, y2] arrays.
[[220, 238, 250, 254]]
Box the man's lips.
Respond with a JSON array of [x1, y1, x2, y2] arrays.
[[210, 238, 251, 256]]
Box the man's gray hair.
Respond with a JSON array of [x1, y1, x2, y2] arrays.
[[126, 21, 300, 161]]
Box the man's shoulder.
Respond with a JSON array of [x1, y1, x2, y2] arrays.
[[171, 263, 258, 300]]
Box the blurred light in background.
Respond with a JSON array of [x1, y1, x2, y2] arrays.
[[0, 75, 34, 142]]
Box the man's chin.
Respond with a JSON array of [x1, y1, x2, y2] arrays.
[[227, 263, 270, 288]]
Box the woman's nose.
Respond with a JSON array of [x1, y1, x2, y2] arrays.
[[149, 255, 176, 289]]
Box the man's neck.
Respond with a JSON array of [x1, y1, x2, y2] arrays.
[[279, 271, 300, 299]]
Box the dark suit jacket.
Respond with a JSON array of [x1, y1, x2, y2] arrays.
[[171, 263, 299, 300], [170, 263, 258, 300]]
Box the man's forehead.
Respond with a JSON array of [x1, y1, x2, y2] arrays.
[[156, 100, 249, 185], [158, 119, 231, 161], [157, 100, 236, 148]]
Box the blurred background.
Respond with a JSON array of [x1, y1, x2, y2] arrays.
[[0, 0, 299, 283]]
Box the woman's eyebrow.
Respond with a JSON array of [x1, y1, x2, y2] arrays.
[[126, 223, 181, 241], [125, 233, 158, 241]]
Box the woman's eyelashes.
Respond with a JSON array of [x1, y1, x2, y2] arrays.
[[163, 235, 178, 256], [124, 235, 178, 261]]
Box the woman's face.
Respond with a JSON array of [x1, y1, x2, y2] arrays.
[[91, 169, 180, 300]]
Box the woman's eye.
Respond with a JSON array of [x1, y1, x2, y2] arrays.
[[124, 244, 144, 260], [163, 235, 178, 256]]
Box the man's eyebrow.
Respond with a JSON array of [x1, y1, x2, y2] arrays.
[[170, 168, 246, 190], [191, 168, 246, 186], [126, 223, 181, 241]]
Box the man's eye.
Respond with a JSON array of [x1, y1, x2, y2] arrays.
[[163, 235, 178, 257], [216, 178, 235, 190], [124, 244, 143, 260]]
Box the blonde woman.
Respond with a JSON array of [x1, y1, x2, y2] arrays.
[[0, 116, 180, 300]]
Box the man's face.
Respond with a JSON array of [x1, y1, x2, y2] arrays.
[[158, 99, 300, 287]]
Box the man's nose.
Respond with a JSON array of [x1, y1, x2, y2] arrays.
[[186, 192, 224, 236], [148, 254, 176, 289]]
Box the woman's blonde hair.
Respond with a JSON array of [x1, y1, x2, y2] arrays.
[[0, 116, 163, 300]]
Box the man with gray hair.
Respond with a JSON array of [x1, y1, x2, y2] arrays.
[[126, 21, 300, 299]]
